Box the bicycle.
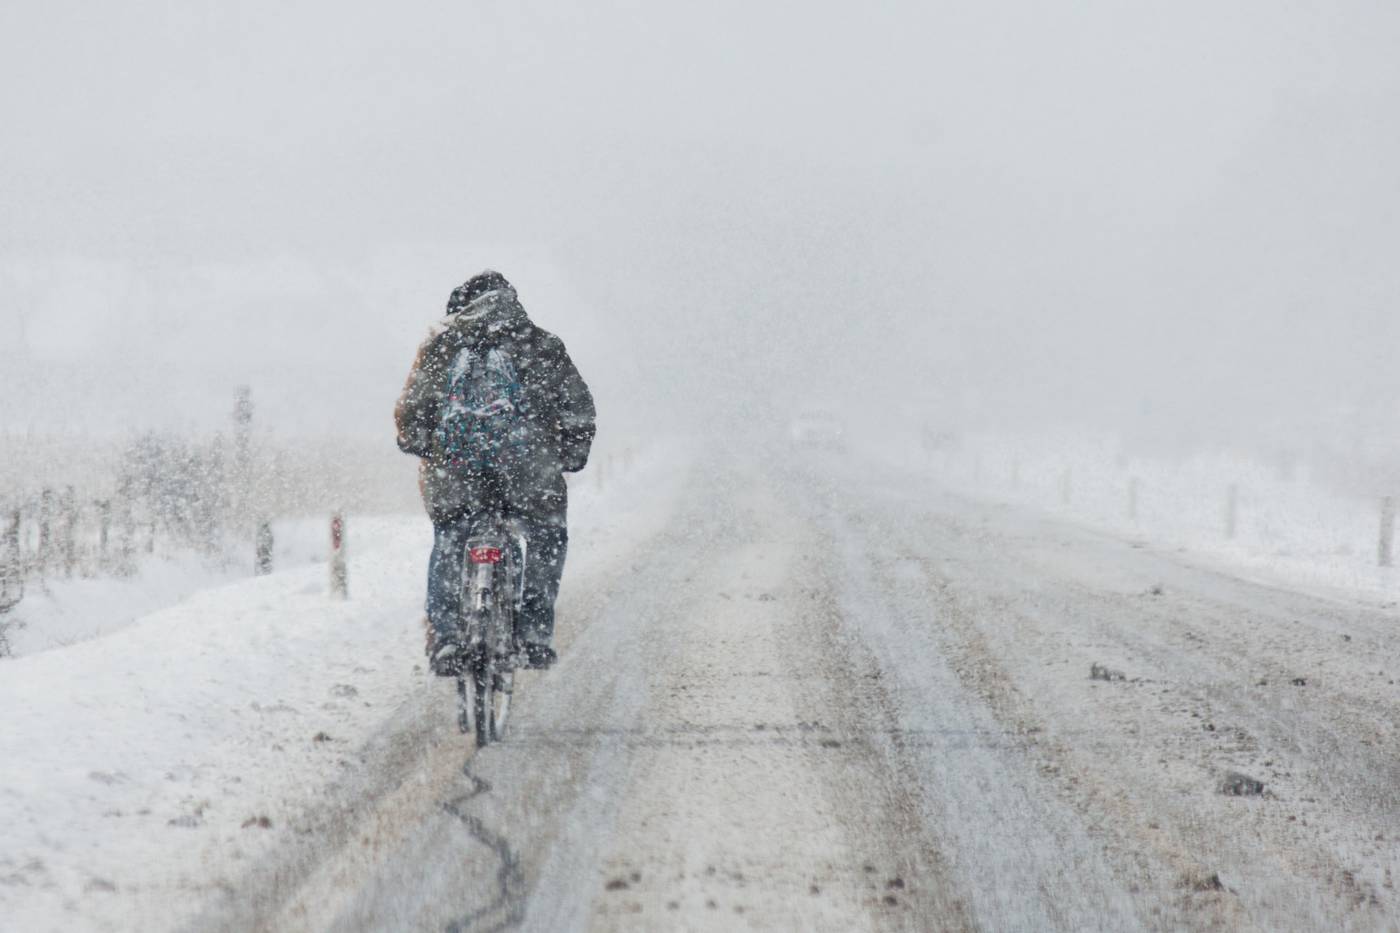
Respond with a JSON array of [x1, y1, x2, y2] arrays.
[[455, 510, 528, 748]]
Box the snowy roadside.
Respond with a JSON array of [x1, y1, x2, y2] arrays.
[[899, 431, 1400, 608], [0, 444, 688, 933], [6, 517, 362, 657]]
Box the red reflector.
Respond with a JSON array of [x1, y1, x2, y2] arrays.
[[469, 546, 503, 564]]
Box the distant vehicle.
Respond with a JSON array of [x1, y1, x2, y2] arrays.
[[788, 411, 846, 450]]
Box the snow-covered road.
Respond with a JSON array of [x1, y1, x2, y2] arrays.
[[6, 449, 1400, 931]]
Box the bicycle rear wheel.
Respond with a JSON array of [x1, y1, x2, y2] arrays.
[[487, 546, 519, 742], [489, 669, 513, 741], [469, 656, 514, 746], [472, 653, 493, 748], [455, 674, 472, 734]]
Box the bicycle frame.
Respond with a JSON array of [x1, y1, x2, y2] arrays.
[[465, 515, 528, 634]]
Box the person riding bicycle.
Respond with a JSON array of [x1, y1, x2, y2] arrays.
[[395, 270, 595, 673]]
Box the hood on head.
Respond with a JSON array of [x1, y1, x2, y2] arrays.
[[447, 270, 515, 317]]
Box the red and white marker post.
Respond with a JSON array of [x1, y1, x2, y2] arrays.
[[329, 511, 348, 600]]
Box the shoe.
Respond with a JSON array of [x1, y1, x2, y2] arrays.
[[430, 640, 464, 676], [522, 642, 557, 670], [426, 627, 464, 677]]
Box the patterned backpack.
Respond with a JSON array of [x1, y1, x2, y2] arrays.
[[435, 342, 528, 473]]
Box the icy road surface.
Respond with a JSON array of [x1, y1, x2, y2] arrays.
[[8, 450, 1400, 932]]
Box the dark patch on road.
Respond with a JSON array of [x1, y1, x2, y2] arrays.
[[1180, 871, 1226, 892], [1219, 772, 1265, 797], [442, 763, 526, 933]]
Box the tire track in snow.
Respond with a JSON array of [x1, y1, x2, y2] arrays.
[[574, 471, 973, 930], [191, 463, 693, 933], [821, 455, 1400, 930], [441, 766, 525, 933], [301, 467, 714, 931], [782, 460, 1156, 931]]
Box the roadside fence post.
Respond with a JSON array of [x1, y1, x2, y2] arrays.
[[329, 511, 348, 599], [117, 497, 136, 574], [60, 487, 77, 578], [3, 508, 18, 564], [0, 509, 21, 614], [97, 500, 112, 568], [37, 488, 53, 575], [254, 520, 274, 575], [1379, 496, 1395, 568]]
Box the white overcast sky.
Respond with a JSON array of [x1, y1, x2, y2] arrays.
[[2, 1, 1398, 449]]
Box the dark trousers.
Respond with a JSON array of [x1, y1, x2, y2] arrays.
[[425, 475, 568, 647]]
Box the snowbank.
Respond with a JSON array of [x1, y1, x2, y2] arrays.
[[5, 515, 342, 658], [0, 442, 687, 932]]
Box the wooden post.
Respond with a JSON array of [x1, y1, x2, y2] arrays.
[[117, 496, 136, 574], [0, 509, 21, 615], [1380, 496, 1395, 568], [37, 488, 53, 574], [254, 520, 274, 575], [60, 487, 78, 578], [1225, 484, 1239, 540], [3, 509, 18, 567], [1127, 476, 1140, 522], [329, 511, 348, 599], [97, 500, 112, 565]]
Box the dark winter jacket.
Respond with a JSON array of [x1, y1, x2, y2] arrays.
[[395, 287, 595, 522]]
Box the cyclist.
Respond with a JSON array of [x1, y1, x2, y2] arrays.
[[395, 270, 595, 673]]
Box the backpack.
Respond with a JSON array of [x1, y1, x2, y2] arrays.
[[434, 341, 528, 473]]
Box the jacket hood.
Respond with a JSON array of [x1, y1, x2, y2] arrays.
[[439, 288, 529, 343], [446, 270, 514, 314]]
